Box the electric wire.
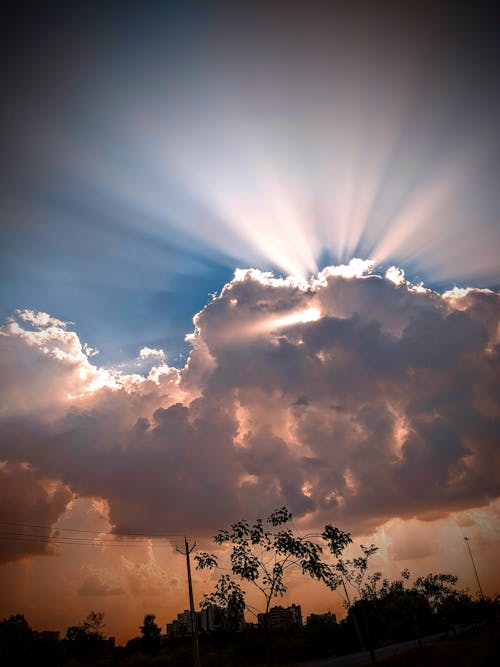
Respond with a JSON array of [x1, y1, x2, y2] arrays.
[[0, 521, 197, 548], [0, 531, 178, 547], [0, 520, 187, 538]]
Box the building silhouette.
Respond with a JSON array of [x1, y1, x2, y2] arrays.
[[166, 605, 227, 636], [306, 611, 337, 625], [257, 604, 302, 630], [166, 609, 196, 637], [167, 603, 302, 635]]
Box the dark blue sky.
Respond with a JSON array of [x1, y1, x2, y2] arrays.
[[1, 1, 499, 366]]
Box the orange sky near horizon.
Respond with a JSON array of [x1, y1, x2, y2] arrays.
[[1, 496, 499, 644]]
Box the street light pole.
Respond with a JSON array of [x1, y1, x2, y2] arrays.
[[464, 536, 484, 600]]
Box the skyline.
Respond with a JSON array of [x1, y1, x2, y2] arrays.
[[0, 500, 495, 644], [1, 0, 499, 645]]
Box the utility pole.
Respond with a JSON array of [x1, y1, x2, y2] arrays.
[[177, 537, 201, 667], [464, 536, 484, 600]]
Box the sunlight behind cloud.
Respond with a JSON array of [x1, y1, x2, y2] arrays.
[[23, 2, 499, 292], [62, 89, 499, 287], [269, 307, 321, 329]]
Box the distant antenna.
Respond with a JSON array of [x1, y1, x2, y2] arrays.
[[464, 536, 485, 600]]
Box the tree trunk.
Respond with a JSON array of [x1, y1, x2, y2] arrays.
[[361, 603, 375, 663], [264, 599, 272, 667]]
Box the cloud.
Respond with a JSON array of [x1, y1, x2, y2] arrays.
[[0, 310, 118, 418], [13, 309, 71, 329], [0, 462, 72, 564], [386, 520, 440, 561], [0, 265, 498, 560], [78, 564, 125, 597], [139, 347, 166, 361], [120, 545, 181, 598]]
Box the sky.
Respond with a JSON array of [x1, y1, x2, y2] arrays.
[[0, 0, 499, 643]]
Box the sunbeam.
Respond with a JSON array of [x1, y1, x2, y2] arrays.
[[46, 71, 499, 288], [8, 3, 494, 295]]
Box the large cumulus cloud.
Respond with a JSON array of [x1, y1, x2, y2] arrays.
[[0, 462, 72, 564], [0, 263, 499, 562]]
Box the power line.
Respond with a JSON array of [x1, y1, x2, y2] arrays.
[[0, 530, 176, 546], [0, 520, 188, 538], [0, 534, 181, 548]]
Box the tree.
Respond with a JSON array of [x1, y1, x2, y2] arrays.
[[413, 573, 459, 612], [199, 574, 246, 633], [65, 611, 105, 642], [64, 611, 106, 661], [357, 569, 481, 642], [138, 614, 162, 655], [354, 573, 432, 645], [140, 614, 161, 640], [333, 543, 379, 605], [0, 614, 33, 665], [196, 507, 355, 665]]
